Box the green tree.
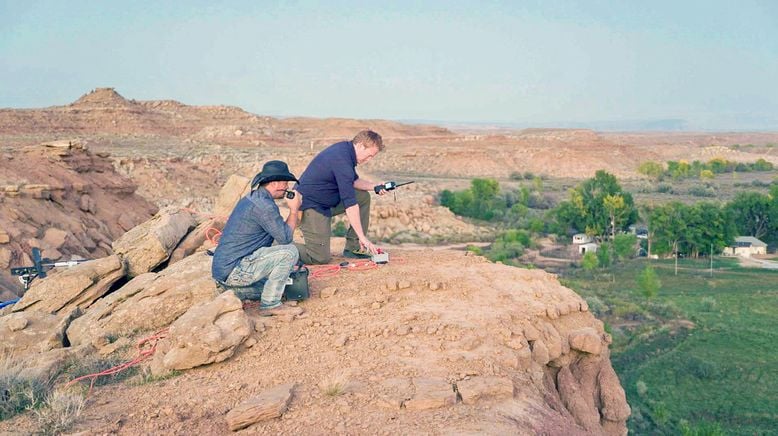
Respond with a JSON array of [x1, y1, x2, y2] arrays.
[[726, 191, 771, 239], [582, 251, 598, 274], [603, 194, 628, 240], [596, 243, 612, 268], [554, 170, 638, 240], [613, 233, 638, 262], [637, 264, 661, 299]]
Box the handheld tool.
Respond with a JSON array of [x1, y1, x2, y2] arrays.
[[373, 180, 414, 194]]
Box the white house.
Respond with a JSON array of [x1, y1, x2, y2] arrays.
[[573, 233, 593, 244], [723, 236, 767, 258], [578, 242, 599, 255]]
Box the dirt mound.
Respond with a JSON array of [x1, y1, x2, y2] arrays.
[[71, 87, 137, 109]]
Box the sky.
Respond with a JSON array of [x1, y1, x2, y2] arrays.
[[1, 1, 777, 131]]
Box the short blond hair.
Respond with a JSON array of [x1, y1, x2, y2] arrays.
[[352, 130, 384, 151]]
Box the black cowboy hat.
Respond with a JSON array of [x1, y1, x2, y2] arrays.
[[251, 160, 298, 189]]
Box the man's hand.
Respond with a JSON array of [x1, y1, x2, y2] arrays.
[[286, 190, 302, 211], [359, 236, 379, 255]]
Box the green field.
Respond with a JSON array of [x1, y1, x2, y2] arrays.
[[560, 258, 778, 435]]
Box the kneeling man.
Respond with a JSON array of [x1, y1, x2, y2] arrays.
[[211, 160, 303, 316]]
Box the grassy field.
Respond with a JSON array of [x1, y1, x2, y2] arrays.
[[560, 257, 778, 435]]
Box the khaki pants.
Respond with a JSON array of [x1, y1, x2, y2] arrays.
[[296, 190, 371, 264]]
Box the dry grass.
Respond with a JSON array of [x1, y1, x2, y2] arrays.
[[33, 389, 85, 435], [318, 370, 351, 397], [0, 353, 52, 420]]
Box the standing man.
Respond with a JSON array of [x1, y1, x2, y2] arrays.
[[211, 160, 303, 317], [294, 130, 386, 264]]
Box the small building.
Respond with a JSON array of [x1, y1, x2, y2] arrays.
[[628, 225, 649, 239], [573, 233, 593, 244], [723, 236, 767, 258], [578, 242, 599, 254]]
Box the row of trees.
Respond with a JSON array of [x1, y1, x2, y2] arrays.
[[439, 171, 778, 262], [638, 158, 774, 181], [555, 171, 778, 256]]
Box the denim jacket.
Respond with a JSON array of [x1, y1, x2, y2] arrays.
[[211, 187, 293, 282]]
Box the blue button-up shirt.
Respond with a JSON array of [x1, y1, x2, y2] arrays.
[[211, 187, 293, 282], [296, 141, 359, 217]]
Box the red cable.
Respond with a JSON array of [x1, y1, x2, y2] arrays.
[[66, 328, 169, 395]]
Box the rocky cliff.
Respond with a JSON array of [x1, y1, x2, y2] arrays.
[[0, 203, 629, 434]]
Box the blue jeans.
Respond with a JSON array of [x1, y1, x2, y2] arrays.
[[223, 244, 299, 309]]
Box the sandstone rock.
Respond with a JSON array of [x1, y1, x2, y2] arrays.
[[67, 254, 218, 347], [0, 230, 10, 244], [457, 376, 514, 405], [0, 247, 11, 269], [112, 207, 197, 277], [557, 365, 601, 432], [15, 344, 95, 382], [117, 213, 137, 232], [156, 291, 251, 371], [404, 378, 456, 411], [0, 310, 78, 357], [12, 255, 125, 314], [42, 227, 70, 249], [598, 360, 631, 428], [542, 322, 564, 361], [213, 174, 250, 218], [226, 383, 295, 431], [531, 340, 550, 365], [569, 328, 603, 355], [79, 194, 96, 213], [169, 218, 224, 264]]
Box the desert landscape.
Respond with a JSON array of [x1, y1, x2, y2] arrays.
[[2, 88, 778, 434]]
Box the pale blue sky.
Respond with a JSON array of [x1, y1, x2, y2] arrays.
[[1, 1, 777, 130]]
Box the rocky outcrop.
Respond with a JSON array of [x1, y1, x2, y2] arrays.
[[168, 218, 223, 264], [0, 142, 157, 293], [66, 253, 218, 347], [0, 310, 78, 357], [12, 256, 125, 314], [150, 291, 251, 373], [212, 174, 250, 218], [111, 207, 197, 277]]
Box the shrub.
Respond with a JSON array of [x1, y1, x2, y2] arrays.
[[0, 355, 53, 420], [637, 265, 661, 299], [656, 183, 674, 194], [319, 370, 350, 397], [688, 185, 717, 197], [680, 420, 726, 436], [684, 357, 719, 380], [34, 389, 85, 435], [636, 380, 648, 398], [700, 296, 718, 312], [585, 295, 608, 317]]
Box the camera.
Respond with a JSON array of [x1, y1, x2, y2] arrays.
[[284, 190, 295, 199]]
